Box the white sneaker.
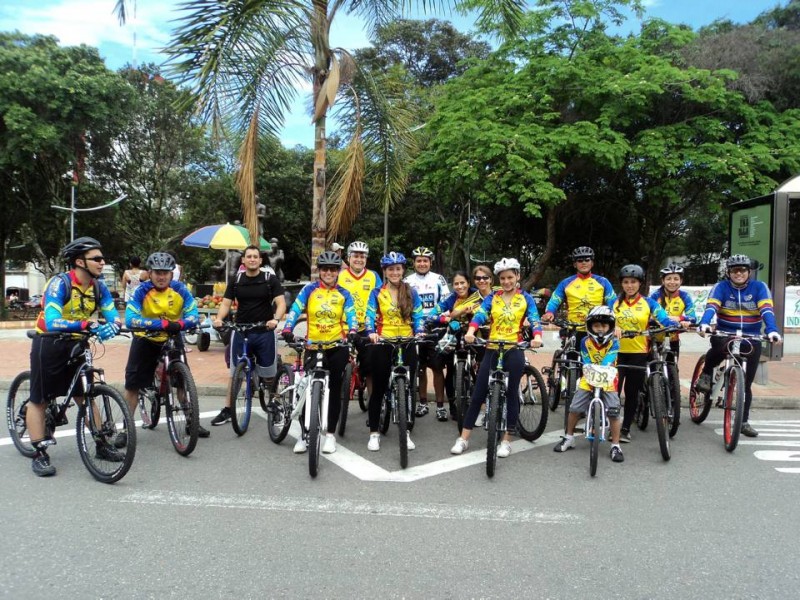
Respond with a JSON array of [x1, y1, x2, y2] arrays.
[[475, 410, 486, 427], [450, 438, 469, 455], [322, 434, 336, 454], [293, 437, 308, 454], [406, 433, 416, 451], [368, 433, 380, 451], [497, 440, 512, 458]]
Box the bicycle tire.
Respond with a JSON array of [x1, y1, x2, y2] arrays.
[[563, 365, 577, 432], [338, 362, 353, 437], [650, 373, 671, 461], [230, 362, 252, 436], [379, 392, 391, 435], [76, 384, 136, 484], [308, 380, 323, 478], [260, 356, 282, 413], [268, 364, 293, 443], [689, 354, 712, 424], [356, 364, 368, 412], [723, 367, 745, 453], [589, 401, 600, 477], [667, 362, 681, 438], [165, 362, 199, 456], [396, 377, 409, 469], [635, 390, 649, 431], [7, 371, 36, 458], [486, 383, 502, 479], [138, 387, 160, 430], [517, 365, 549, 441], [547, 350, 562, 411], [455, 360, 471, 433], [197, 332, 211, 352]]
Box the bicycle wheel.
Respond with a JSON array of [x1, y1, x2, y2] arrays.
[[667, 362, 681, 438], [268, 364, 293, 443], [165, 362, 199, 456], [76, 384, 136, 484], [396, 377, 409, 469], [517, 365, 548, 441], [379, 391, 391, 435], [562, 365, 577, 431], [650, 373, 671, 461], [138, 387, 161, 430], [259, 356, 282, 413], [635, 390, 649, 431], [723, 367, 745, 452], [689, 354, 712, 424], [7, 371, 35, 458], [356, 364, 369, 412], [308, 380, 323, 478], [547, 351, 562, 411], [486, 383, 502, 479], [455, 360, 472, 433], [338, 362, 353, 437], [230, 362, 252, 436], [589, 401, 600, 477]]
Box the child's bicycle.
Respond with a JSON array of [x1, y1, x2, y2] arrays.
[[581, 364, 617, 477]]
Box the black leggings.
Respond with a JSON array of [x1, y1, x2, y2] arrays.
[[702, 336, 762, 423], [463, 348, 524, 431], [303, 346, 349, 434], [617, 353, 648, 431], [368, 343, 418, 431]]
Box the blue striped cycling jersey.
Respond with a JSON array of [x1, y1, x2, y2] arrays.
[[545, 273, 616, 330], [699, 279, 778, 336], [365, 285, 424, 337], [650, 288, 697, 323], [337, 268, 382, 330], [36, 271, 118, 333], [577, 336, 620, 392], [125, 281, 199, 342], [611, 294, 673, 354], [284, 281, 358, 344], [469, 290, 542, 345]]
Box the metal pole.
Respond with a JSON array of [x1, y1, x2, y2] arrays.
[[70, 184, 75, 242]]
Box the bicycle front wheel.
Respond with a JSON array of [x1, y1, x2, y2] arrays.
[[635, 390, 649, 431], [486, 383, 502, 479], [455, 360, 472, 433], [338, 361, 353, 437], [76, 384, 136, 484], [308, 380, 323, 478], [166, 362, 199, 456], [650, 373, 671, 461], [230, 362, 252, 436], [379, 392, 391, 435], [138, 387, 160, 430], [562, 365, 577, 431], [396, 377, 409, 469], [547, 351, 562, 411], [589, 401, 600, 477], [517, 365, 548, 441], [689, 354, 712, 424], [268, 364, 293, 444], [723, 367, 745, 452], [356, 366, 368, 412], [7, 371, 35, 458], [667, 362, 681, 438]]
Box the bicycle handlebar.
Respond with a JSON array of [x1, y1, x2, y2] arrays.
[[465, 338, 531, 351], [621, 325, 684, 339], [553, 318, 583, 330]]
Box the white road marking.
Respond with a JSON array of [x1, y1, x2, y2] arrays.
[[117, 489, 581, 523], [713, 429, 800, 437], [775, 468, 800, 474], [753, 451, 800, 462]]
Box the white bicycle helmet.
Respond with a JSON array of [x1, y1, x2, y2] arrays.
[[347, 241, 369, 256], [493, 257, 521, 275]]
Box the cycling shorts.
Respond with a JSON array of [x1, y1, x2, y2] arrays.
[[29, 335, 84, 405], [569, 388, 620, 414]]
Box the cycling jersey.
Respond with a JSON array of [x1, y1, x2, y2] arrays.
[[650, 288, 696, 342], [469, 290, 542, 345], [699, 279, 778, 336], [577, 336, 619, 392], [36, 271, 117, 333], [545, 273, 616, 330], [404, 271, 450, 316], [125, 280, 199, 343], [284, 281, 357, 344], [337, 268, 382, 329], [427, 287, 483, 326], [611, 294, 672, 354], [365, 285, 424, 337]]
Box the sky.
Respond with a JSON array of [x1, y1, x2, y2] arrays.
[[0, 0, 784, 147]]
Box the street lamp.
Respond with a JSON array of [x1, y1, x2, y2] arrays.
[[51, 185, 127, 241]]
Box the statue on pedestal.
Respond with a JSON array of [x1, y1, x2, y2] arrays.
[[266, 237, 285, 282]]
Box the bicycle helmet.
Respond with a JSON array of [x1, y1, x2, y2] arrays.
[[571, 246, 595, 261], [660, 263, 684, 278], [347, 241, 369, 256], [585, 305, 616, 346], [317, 250, 343, 268], [619, 264, 645, 283], [146, 252, 176, 271], [493, 257, 521, 275], [62, 237, 102, 263], [726, 254, 751, 270], [380, 251, 407, 268], [411, 246, 434, 260]]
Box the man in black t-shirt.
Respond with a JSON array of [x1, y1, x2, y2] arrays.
[[210, 245, 286, 425]]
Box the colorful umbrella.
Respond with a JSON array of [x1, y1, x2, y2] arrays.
[[181, 223, 271, 251]]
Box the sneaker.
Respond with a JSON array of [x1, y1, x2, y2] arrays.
[[31, 453, 56, 477], [611, 446, 625, 463], [415, 402, 429, 417], [293, 437, 308, 454], [189, 425, 211, 438], [695, 372, 712, 394], [497, 440, 512, 458], [322, 434, 337, 454], [741, 422, 759, 437], [436, 407, 448, 422], [553, 436, 575, 453], [95, 443, 125, 462], [475, 410, 486, 427], [620, 429, 632, 443], [210, 407, 231, 426], [113, 432, 128, 449], [368, 433, 380, 452], [450, 437, 469, 455], [406, 433, 416, 451]]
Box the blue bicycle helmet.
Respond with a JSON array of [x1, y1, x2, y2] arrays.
[[380, 252, 407, 268]]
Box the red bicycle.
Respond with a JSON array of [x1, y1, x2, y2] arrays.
[[338, 346, 368, 436]]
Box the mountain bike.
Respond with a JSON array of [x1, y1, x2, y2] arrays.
[[581, 364, 617, 477], [544, 319, 582, 430], [338, 343, 367, 436], [6, 330, 136, 483]]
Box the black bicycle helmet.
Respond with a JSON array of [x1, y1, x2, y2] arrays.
[[659, 263, 684, 278], [317, 250, 343, 268], [726, 254, 751, 270], [619, 264, 645, 283], [61, 237, 102, 263], [146, 252, 176, 271], [586, 305, 616, 346], [572, 246, 595, 261]]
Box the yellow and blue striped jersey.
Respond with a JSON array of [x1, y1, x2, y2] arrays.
[[125, 281, 199, 343], [284, 281, 358, 344], [337, 268, 382, 330]]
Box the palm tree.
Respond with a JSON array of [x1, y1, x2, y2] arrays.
[[114, 0, 525, 276]]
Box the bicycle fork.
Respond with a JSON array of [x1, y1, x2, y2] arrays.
[[586, 393, 608, 443]]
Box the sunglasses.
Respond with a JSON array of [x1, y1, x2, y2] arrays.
[[729, 267, 750, 274], [319, 266, 339, 272], [575, 258, 592, 263], [474, 276, 491, 281], [84, 256, 106, 263]]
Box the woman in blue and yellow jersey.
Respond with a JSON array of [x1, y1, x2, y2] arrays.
[[649, 263, 696, 357], [364, 251, 424, 452], [610, 264, 673, 442], [281, 251, 358, 455], [450, 258, 543, 459]]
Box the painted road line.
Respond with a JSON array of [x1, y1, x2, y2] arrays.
[[713, 429, 800, 438], [705, 420, 800, 426], [117, 490, 582, 524], [753, 450, 800, 461], [735, 440, 800, 447], [775, 468, 800, 473]]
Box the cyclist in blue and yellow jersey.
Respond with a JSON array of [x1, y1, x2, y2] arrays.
[[554, 306, 625, 463], [124, 252, 206, 438], [450, 258, 543, 458], [610, 264, 673, 443], [28, 237, 122, 477], [695, 254, 782, 438], [365, 251, 425, 452], [649, 263, 696, 357], [541, 246, 616, 347], [281, 251, 358, 455]]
